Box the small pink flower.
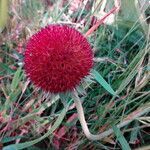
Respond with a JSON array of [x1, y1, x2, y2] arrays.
[[24, 24, 93, 93]]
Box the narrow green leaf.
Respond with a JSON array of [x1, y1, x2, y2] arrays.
[[1, 136, 24, 144], [4, 88, 22, 110], [11, 67, 22, 91], [129, 121, 139, 143], [3, 105, 69, 150], [0, 62, 15, 74], [115, 48, 145, 94], [112, 125, 131, 150], [92, 69, 116, 96], [9, 88, 22, 102]]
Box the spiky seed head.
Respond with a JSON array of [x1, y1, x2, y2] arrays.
[[24, 25, 93, 93]]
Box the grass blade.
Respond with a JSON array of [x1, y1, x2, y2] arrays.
[[0, 62, 15, 74], [1, 136, 24, 144], [92, 69, 116, 96], [11, 67, 22, 91], [3, 104, 69, 150], [112, 125, 131, 150]]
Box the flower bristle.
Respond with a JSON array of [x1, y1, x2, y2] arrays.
[[24, 24, 93, 93]]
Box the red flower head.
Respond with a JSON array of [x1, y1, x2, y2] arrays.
[[24, 24, 93, 93]]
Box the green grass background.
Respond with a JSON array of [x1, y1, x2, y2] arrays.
[[0, 0, 149, 149]]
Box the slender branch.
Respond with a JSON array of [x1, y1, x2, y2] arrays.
[[85, 6, 118, 37], [72, 89, 150, 140]]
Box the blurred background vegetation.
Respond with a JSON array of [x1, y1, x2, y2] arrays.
[[0, 0, 149, 149]]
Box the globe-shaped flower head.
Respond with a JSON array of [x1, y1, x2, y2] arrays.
[[24, 25, 93, 93]]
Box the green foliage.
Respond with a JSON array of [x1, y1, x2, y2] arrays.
[[112, 125, 131, 150], [92, 69, 116, 96], [0, 0, 149, 149], [3, 105, 69, 150], [0, 62, 15, 75], [1, 136, 24, 144], [11, 67, 22, 91]]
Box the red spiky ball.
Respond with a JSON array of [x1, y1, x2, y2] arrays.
[[24, 24, 93, 93]]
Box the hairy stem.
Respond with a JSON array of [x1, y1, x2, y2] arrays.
[[72, 89, 150, 141]]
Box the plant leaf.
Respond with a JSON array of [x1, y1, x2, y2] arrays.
[[3, 105, 69, 150], [1, 136, 24, 144], [112, 125, 131, 150], [11, 67, 22, 91], [92, 69, 116, 96]]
